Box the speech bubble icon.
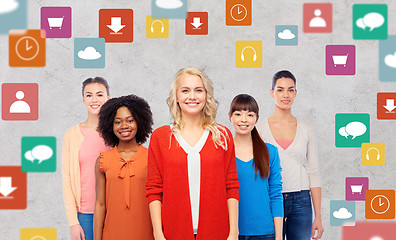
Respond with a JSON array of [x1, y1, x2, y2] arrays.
[[356, 18, 366, 30], [338, 127, 349, 138], [31, 145, 53, 164], [24, 150, 35, 162], [345, 121, 366, 139], [363, 12, 384, 31]]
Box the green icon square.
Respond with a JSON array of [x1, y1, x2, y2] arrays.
[[335, 113, 370, 148], [353, 4, 387, 40], [21, 136, 56, 172]]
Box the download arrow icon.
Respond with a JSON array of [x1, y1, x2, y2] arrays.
[[0, 177, 17, 197], [383, 99, 396, 113], [107, 17, 125, 34], [191, 17, 203, 29]]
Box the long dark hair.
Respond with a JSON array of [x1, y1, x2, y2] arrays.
[[229, 94, 270, 179]]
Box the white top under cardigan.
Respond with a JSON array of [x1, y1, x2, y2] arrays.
[[257, 119, 321, 193]]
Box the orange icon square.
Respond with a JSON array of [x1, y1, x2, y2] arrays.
[[226, 0, 251, 26], [377, 92, 396, 120], [99, 9, 133, 43], [9, 30, 46, 67], [303, 3, 332, 33], [0, 166, 27, 209], [365, 190, 395, 219], [186, 12, 208, 35]]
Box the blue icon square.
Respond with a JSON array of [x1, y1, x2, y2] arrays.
[[275, 25, 298, 46], [152, 0, 187, 19], [330, 200, 355, 226], [74, 38, 105, 69], [0, 0, 27, 34], [379, 35, 396, 82]]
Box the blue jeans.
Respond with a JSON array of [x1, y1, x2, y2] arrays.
[[77, 212, 93, 240], [239, 234, 275, 240], [282, 190, 312, 240]]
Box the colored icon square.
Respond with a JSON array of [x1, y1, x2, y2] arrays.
[[0, 0, 27, 34], [303, 3, 332, 33], [1, 83, 38, 121], [346, 177, 369, 201], [21, 136, 56, 172], [152, 0, 187, 19], [185, 12, 208, 35], [365, 190, 395, 219], [275, 25, 298, 46], [40, 7, 71, 38], [0, 166, 27, 209], [361, 143, 385, 166], [20, 228, 56, 240], [330, 200, 355, 226], [74, 38, 105, 68], [235, 41, 262, 68], [99, 9, 133, 43], [353, 4, 387, 40], [377, 92, 396, 119], [379, 35, 396, 82], [335, 113, 370, 148], [146, 16, 169, 38], [326, 45, 356, 75], [9, 29, 46, 67], [343, 222, 396, 240], [226, 0, 251, 26]]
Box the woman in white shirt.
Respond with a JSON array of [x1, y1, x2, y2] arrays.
[[258, 70, 323, 240]]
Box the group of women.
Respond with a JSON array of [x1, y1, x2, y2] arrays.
[[62, 67, 324, 240]]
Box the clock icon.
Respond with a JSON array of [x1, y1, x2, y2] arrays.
[[230, 4, 247, 21], [370, 195, 390, 214], [15, 36, 40, 61]]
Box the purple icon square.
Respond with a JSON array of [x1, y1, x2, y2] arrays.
[[326, 45, 356, 75], [345, 177, 369, 201], [40, 7, 72, 38]]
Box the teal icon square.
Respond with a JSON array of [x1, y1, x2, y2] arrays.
[[379, 35, 396, 82], [330, 200, 355, 226], [275, 25, 298, 46], [0, 0, 27, 34], [21, 136, 56, 172], [335, 113, 370, 148], [353, 4, 387, 40], [74, 38, 105, 69], [152, 0, 187, 19]]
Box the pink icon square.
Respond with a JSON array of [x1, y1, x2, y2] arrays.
[[41, 7, 72, 38], [1, 83, 39, 121], [326, 45, 356, 75], [345, 177, 368, 201], [303, 3, 332, 33]]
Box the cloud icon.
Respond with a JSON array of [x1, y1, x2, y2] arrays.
[[0, 0, 19, 14], [278, 29, 295, 40], [333, 207, 352, 219], [78, 46, 102, 60], [156, 0, 183, 9], [384, 52, 396, 68]]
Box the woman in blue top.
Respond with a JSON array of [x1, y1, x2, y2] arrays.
[[229, 94, 283, 240]]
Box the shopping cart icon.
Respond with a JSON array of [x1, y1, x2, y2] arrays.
[[47, 17, 64, 29], [350, 184, 363, 194], [332, 54, 349, 67]]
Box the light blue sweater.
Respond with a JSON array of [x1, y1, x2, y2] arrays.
[[236, 143, 283, 235]]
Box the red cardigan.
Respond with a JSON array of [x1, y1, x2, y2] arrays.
[[146, 125, 239, 240]]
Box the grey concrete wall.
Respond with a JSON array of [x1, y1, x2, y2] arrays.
[[0, 0, 395, 239]]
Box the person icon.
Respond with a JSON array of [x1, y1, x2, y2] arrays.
[[9, 91, 31, 113], [309, 9, 326, 27]]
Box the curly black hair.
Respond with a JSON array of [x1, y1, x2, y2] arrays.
[[98, 94, 153, 147]]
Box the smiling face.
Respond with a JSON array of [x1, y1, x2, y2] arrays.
[[230, 110, 257, 136], [82, 83, 109, 115], [113, 106, 137, 143], [270, 77, 297, 110], [176, 73, 207, 118]]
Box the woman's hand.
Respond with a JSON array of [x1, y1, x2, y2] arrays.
[[153, 232, 166, 240], [311, 217, 324, 239], [70, 224, 85, 240], [226, 234, 238, 240]]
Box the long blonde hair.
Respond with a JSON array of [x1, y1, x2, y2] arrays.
[[167, 66, 228, 150]]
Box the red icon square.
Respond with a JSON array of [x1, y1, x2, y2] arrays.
[[186, 12, 208, 35], [377, 92, 396, 120], [343, 221, 396, 239], [99, 9, 133, 43], [303, 3, 332, 33], [0, 166, 27, 209], [2, 83, 39, 121]]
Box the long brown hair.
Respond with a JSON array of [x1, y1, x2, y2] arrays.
[[229, 94, 270, 179]]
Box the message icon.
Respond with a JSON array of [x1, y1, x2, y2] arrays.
[[74, 38, 105, 68], [353, 4, 387, 40], [326, 45, 356, 75], [235, 41, 262, 68], [40, 7, 71, 38], [0, 0, 26, 34], [152, 0, 187, 19], [330, 200, 355, 226], [146, 16, 169, 38], [9, 29, 46, 67], [379, 35, 396, 82], [361, 143, 385, 166], [20, 228, 56, 240], [346, 177, 369, 201], [275, 25, 298, 46], [1, 83, 39, 121], [303, 3, 332, 33], [377, 92, 396, 119], [335, 113, 370, 148], [0, 166, 27, 209], [21, 136, 56, 172], [365, 190, 395, 219]]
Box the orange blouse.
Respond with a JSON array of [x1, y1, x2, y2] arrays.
[[100, 145, 154, 240]]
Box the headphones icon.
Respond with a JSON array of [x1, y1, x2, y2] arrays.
[[241, 46, 257, 62], [366, 147, 380, 160], [151, 20, 165, 33]]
